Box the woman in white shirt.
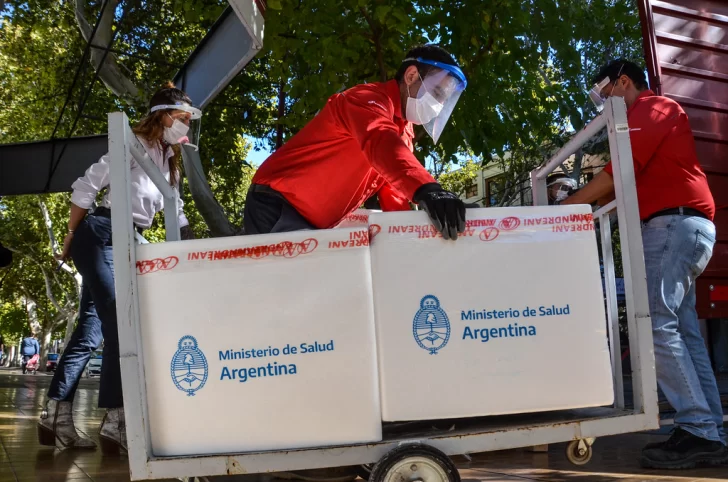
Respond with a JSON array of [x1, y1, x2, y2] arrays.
[[38, 82, 199, 452]]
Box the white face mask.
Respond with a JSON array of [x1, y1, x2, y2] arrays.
[[163, 116, 190, 145], [406, 89, 444, 125], [555, 190, 570, 202]]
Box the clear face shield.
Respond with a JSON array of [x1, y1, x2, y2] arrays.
[[404, 57, 467, 144], [588, 76, 611, 112], [588, 63, 625, 112], [150, 102, 203, 150]]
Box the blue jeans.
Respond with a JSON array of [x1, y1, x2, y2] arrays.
[[47, 214, 123, 408], [643, 214, 725, 444], [47, 284, 103, 402]]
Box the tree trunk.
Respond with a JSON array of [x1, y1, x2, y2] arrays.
[[8, 346, 16, 368], [40, 200, 83, 344], [39, 325, 53, 364], [39, 200, 60, 254], [62, 301, 79, 354], [24, 297, 41, 335]]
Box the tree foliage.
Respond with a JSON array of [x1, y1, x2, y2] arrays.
[[437, 159, 481, 199], [0, 0, 265, 346], [263, 0, 643, 166], [0, 195, 79, 357]]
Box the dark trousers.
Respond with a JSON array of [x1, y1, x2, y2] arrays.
[[47, 214, 123, 408], [242, 184, 316, 235]]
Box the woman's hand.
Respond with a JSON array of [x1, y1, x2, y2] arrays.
[[55, 233, 74, 261], [58, 204, 88, 261]]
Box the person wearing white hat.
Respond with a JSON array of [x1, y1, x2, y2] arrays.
[[546, 173, 578, 205]]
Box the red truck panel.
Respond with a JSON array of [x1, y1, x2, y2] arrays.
[[639, 0, 728, 318]]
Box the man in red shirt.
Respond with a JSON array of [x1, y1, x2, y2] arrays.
[[243, 44, 467, 240], [563, 60, 725, 468]]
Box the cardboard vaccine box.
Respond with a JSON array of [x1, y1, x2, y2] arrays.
[[369, 206, 614, 422], [136, 228, 381, 456]]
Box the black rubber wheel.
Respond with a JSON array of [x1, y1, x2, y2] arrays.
[[356, 464, 373, 480], [369, 444, 459, 482]]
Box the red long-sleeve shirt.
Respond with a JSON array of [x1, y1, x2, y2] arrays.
[[602, 90, 715, 221], [252, 80, 435, 228]]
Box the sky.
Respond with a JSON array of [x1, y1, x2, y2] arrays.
[[243, 135, 271, 167]]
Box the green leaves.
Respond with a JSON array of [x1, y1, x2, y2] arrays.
[[0, 0, 267, 338], [0, 193, 77, 343], [438, 159, 481, 199], [374, 5, 391, 23]]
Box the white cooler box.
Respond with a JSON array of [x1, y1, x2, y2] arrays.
[[136, 228, 381, 456], [369, 207, 614, 422], [335, 209, 381, 229]]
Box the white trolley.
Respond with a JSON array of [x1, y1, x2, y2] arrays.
[[108, 96, 659, 481]]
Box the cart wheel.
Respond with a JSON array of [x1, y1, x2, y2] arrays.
[[369, 444, 459, 482], [565, 439, 593, 466]]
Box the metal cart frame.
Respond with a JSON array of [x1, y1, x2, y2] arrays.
[[109, 96, 658, 481]]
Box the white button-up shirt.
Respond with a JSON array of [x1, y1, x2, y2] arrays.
[[71, 137, 189, 229]]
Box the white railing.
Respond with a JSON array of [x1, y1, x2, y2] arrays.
[[531, 97, 657, 417]]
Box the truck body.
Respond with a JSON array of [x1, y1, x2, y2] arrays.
[[638, 0, 728, 319]]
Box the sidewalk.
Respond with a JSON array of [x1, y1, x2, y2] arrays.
[[0, 370, 725, 481]]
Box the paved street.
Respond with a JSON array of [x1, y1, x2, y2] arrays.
[[0, 369, 725, 482]]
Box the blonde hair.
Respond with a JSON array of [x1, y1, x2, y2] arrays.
[[132, 81, 188, 186]]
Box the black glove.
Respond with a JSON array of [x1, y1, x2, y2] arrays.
[[413, 183, 466, 240]]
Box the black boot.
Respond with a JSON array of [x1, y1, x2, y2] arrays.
[[641, 427, 728, 469], [641, 428, 677, 451]]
